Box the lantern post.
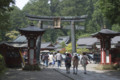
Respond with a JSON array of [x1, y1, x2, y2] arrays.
[[19, 23, 45, 70]]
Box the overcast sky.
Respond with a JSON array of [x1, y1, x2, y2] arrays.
[[15, 0, 29, 9]]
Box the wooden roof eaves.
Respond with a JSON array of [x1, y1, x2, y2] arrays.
[[92, 32, 120, 39], [0, 42, 27, 49]]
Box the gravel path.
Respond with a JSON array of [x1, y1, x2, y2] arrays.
[[53, 64, 120, 80]]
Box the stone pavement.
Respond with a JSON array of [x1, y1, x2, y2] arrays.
[[53, 63, 120, 80], [0, 64, 120, 80], [0, 68, 72, 80]]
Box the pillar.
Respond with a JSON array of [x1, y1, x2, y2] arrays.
[[71, 21, 76, 54], [100, 39, 106, 64], [101, 48, 106, 64]]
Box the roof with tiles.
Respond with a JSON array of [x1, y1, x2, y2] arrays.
[[111, 36, 120, 44], [41, 42, 54, 48], [77, 37, 99, 46], [13, 35, 27, 43], [56, 36, 70, 44]]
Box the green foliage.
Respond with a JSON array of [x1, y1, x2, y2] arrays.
[[0, 54, 6, 74], [23, 0, 50, 16], [96, 64, 113, 70], [0, 0, 14, 12], [60, 42, 66, 48], [2, 0, 116, 42], [113, 64, 119, 70], [78, 34, 91, 38], [77, 48, 90, 54], [0, 12, 11, 41], [9, 6, 27, 29], [49, 0, 62, 16], [5, 30, 19, 41], [98, 0, 120, 25], [0, 0, 15, 41], [59, 48, 66, 54], [65, 43, 90, 54], [112, 24, 120, 32], [85, 0, 107, 33], [60, 0, 87, 16], [96, 64, 120, 70], [65, 43, 72, 53]]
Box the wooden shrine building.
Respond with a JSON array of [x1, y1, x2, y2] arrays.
[[0, 42, 27, 67]]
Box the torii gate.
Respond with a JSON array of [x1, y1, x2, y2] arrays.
[[26, 14, 87, 63]]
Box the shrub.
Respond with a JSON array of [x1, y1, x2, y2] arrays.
[[96, 64, 114, 70], [113, 63, 120, 70], [96, 64, 120, 70], [0, 54, 6, 74]]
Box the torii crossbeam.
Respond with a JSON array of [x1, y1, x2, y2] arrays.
[[26, 14, 87, 21]]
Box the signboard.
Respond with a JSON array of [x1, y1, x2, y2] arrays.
[[53, 18, 61, 28]]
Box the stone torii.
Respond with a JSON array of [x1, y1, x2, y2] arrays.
[[26, 14, 87, 64]]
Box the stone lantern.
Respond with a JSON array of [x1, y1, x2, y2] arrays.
[[19, 23, 45, 69]]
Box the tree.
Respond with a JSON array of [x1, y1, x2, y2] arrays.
[[60, 42, 66, 48], [49, 0, 62, 16], [2, 6, 25, 41], [9, 6, 26, 30], [60, 0, 87, 16], [112, 24, 120, 32], [85, 0, 102, 33], [5, 30, 19, 41], [65, 43, 78, 53], [78, 33, 91, 38], [0, 0, 15, 41], [59, 48, 66, 54], [23, 0, 50, 16], [98, 0, 120, 25], [77, 48, 90, 54], [65, 43, 72, 53], [0, 0, 14, 11]]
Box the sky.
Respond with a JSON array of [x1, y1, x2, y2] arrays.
[[15, 0, 29, 10]]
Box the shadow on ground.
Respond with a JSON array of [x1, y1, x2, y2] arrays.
[[0, 68, 72, 80]]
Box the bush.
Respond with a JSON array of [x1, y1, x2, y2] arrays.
[[0, 54, 6, 74], [113, 64, 120, 70], [96, 64, 120, 70], [96, 64, 114, 70]]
